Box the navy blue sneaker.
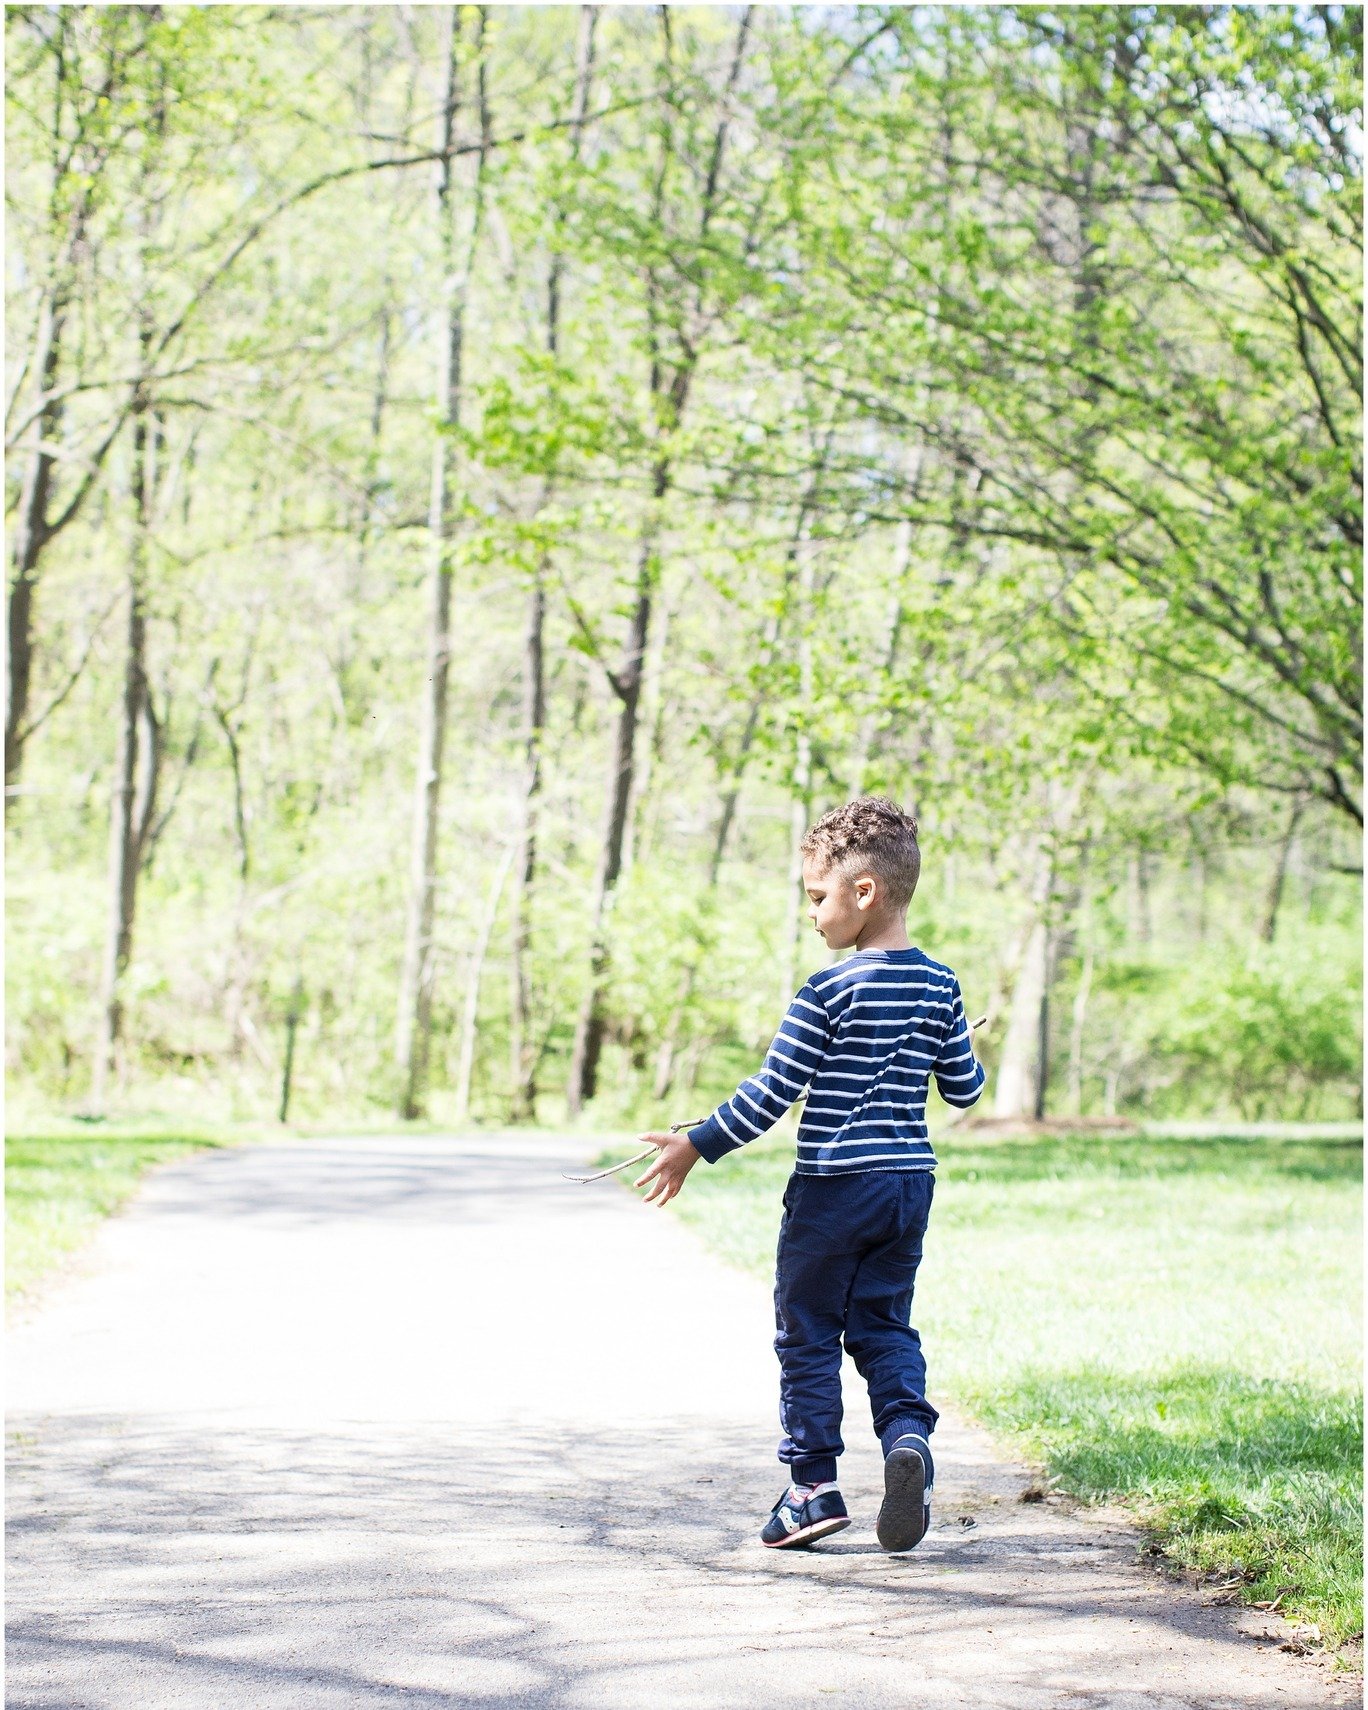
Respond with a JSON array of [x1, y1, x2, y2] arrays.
[[877, 1433, 933, 1552], [760, 1484, 851, 1549]]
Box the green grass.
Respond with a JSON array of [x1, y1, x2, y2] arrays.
[[657, 1124, 1363, 1653], [5, 1117, 239, 1302]]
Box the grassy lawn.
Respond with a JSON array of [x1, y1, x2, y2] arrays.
[[655, 1124, 1363, 1654], [5, 1118, 238, 1303]]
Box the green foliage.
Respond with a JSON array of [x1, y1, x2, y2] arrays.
[[5, 1120, 231, 1301], [1153, 941, 1362, 1120], [4, 7, 1360, 1129]]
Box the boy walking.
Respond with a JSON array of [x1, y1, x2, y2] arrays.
[[635, 797, 985, 1550]]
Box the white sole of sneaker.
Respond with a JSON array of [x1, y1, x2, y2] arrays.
[[763, 1514, 852, 1549]]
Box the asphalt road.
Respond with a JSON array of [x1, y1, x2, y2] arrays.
[[6, 1131, 1353, 1708]]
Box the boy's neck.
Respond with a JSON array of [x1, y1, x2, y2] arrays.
[[852, 914, 912, 953]]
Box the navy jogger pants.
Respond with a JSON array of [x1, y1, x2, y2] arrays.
[[774, 1169, 938, 1486]]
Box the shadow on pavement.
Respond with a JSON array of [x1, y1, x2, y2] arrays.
[[6, 1411, 1329, 1710], [139, 1138, 595, 1228]]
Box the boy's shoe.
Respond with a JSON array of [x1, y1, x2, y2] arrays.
[[877, 1433, 933, 1553], [761, 1484, 851, 1549]]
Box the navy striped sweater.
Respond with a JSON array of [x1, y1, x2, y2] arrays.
[[689, 947, 985, 1175]]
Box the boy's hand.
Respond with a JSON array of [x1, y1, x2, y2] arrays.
[[633, 1131, 701, 1206]]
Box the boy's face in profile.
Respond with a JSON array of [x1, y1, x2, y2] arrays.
[[803, 855, 879, 950]]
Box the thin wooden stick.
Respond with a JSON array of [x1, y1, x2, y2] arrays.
[[561, 1117, 707, 1184]]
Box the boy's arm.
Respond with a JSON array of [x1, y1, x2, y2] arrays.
[[688, 981, 832, 1161], [633, 983, 831, 1205], [933, 977, 987, 1107]]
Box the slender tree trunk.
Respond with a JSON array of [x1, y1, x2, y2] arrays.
[[1004, 106, 1105, 1128], [712, 441, 831, 883], [508, 5, 597, 1122], [5, 295, 65, 808], [1127, 852, 1151, 947], [1034, 940, 1053, 1120], [566, 5, 747, 1115], [622, 593, 672, 874], [566, 496, 662, 1113], [1190, 838, 1208, 942], [1259, 798, 1305, 943], [396, 6, 488, 1118], [1066, 882, 1094, 1116], [780, 546, 816, 1010], [508, 572, 546, 1120], [657, 465, 823, 1104], [278, 974, 304, 1124], [544, 5, 596, 360], [993, 848, 1053, 1120], [709, 588, 787, 882], [90, 55, 166, 1111], [851, 447, 924, 795], [851, 529, 911, 798], [454, 838, 516, 1125], [91, 404, 160, 1110]]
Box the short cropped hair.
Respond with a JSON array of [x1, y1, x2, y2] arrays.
[[801, 796, 921, 911]]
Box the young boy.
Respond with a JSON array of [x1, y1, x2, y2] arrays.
[[634, 796, 985, 1551]]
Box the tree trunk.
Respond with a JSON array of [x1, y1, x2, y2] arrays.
[[5, 294, 65, 808], [850, 533, 910, 798], [1259, 798, 1305, 943], [565, 5, 747, 1116], [850, 446, 924, 795], [91, 406, 160, 1111], [711, 436, 832, 884], [8, 16, 127, 809], [621, 593, 673, 874], [655, 455, 825, 1105], [1126, 852, 1151, 947], [566, 505, 660, 1114], [1190, 840, 1208, 942], [454, 838, 516, 1126], [508, 5, 596, 1122], [396, 6, 488, 1119], [993, 850, 1054, 1120], [1066, 914, 1094, 1118], [1034, 950, 1052, 1121], [780, 545, 817, 1010], [278, 975, 304, 1124], [508, 572, 546, 1121]]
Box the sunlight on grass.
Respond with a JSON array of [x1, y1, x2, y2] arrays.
[[5, 1121, 234, 1302]]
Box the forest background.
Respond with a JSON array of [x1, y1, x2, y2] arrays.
[[6, 2, 1363, 1133]]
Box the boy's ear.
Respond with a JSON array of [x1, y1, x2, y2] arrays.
[[854, 873, 877, 911]]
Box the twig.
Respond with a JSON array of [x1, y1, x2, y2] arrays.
[[562, 1117, 707, 1184]]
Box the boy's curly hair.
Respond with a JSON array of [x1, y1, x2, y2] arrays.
[[801, 796, 921, 911]]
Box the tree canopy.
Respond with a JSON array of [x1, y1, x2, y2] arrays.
[[6, 5, 1361, 1127]]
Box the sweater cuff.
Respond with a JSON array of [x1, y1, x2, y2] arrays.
[[688, 1113, 741, 1164]]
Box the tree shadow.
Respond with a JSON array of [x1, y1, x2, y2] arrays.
[[7, 1411, 1342, 1710], [117, 1136, 596, 1228]]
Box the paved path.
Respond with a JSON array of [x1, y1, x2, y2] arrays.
[[6, 1133, 1354, 1709]]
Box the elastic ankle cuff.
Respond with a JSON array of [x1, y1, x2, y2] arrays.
[[880, 1416, 932, 1459], [790, 1455, 838, 1486]]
